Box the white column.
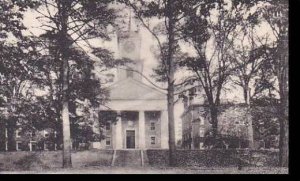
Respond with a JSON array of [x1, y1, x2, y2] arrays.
[[29, 142, 32, 152], [16, 142, 19, 151], [5, 128, 8, 151], [114, 111, 123, 149], [247, 115, 254, 149], [191, 124, 194, 149], [161, 110, 169, 149], [139, 111, 145, 149]]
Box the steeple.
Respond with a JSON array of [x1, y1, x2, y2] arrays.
[[116, 8, 143, 81], [127, 8, 140, 33], [128, 9, 132, 32]]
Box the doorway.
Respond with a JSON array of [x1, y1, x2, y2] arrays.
[[126, 130, 135, 149]]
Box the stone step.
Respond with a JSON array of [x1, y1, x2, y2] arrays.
[[113, 150, 143, 167], [142, 150, 149, 166]]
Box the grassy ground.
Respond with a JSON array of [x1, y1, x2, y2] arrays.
[[0, 151, 287, 174], [0, 166, 288, 174], [0, 150, 113, 171]]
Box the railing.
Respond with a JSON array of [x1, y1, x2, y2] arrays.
[[141, 150, 144, 167], [111, 149, 117, 166]]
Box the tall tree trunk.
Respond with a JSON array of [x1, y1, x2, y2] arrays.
[[278, 32, 288, 167], [210, 105, 218, 139], [0, 120, 5, 151], [279, 115, 288, 167], [167, 78, 176, 166], [7, 118, 16, 151], [58, 0, 72, 168], [166, 0, 176, 166], [278, 67, 288, 167], [61, 59, 72, 168], [243, 85, 250, 105], [243, 86, 254, 148]]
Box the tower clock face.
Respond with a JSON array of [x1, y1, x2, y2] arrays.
[[123, 40, 136, 53]]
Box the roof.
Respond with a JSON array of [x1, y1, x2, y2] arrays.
[[107, 78, 167, 100]]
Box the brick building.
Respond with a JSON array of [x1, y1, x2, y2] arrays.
[[181, 87, 254, 149]]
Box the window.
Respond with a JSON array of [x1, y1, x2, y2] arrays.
[[16, 141, 22, 151], [44, 142, 50, 150], [106, 137, 111, 146], [150, 136, 156, 145], [16, 129, 21, 138], [30, 141, 37, 151], [150, 122, 155, 130], [29, 130, 36, 137], [106, 122, 111, 131]]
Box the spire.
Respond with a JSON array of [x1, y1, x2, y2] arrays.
[[128, 9, 132, 32], [127, 8, 140, 32]]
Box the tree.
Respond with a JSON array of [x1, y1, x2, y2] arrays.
[[0, 0, 40, 151], [0, 40, 38, 150], [255, 0, 288, 167], [180, 0, 246, 140], [231, 0, 288, 166], [28, 0, 117, 168], [230, 25, 267, 105], [151, 43, 188, 83], [250, 100, 280, 149]]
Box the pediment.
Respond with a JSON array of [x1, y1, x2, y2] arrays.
[[107, 78, 166, 100]]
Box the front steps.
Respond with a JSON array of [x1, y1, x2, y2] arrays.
[[111, 150, 148, 167]]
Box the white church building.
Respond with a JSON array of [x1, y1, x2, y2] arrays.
[[92, 20, 169, 150]]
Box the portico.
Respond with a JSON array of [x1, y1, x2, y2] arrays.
[[98, 78, 168, 150]]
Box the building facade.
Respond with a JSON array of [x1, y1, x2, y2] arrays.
[[0, 120, 61, 152], [181, 87, 254, 150], [90, 24, 169, 150]]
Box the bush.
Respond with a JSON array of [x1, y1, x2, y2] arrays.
[[146, 149, 279, 167]]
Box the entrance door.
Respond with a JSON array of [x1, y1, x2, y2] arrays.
[[126, 130, 135, 149]]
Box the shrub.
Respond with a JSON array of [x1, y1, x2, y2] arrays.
[[146, 149, 279, 167]]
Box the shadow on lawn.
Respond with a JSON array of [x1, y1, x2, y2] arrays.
[[13, 153, 50, 171]]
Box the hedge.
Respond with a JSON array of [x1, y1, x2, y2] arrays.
[[146, 149, 279, 167]]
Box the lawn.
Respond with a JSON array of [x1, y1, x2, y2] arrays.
[[0, 151, 288, 174], [0, 150, 113, 171]]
